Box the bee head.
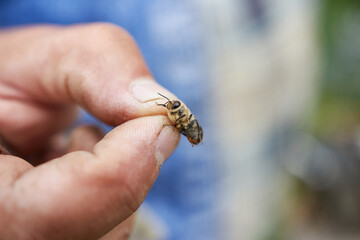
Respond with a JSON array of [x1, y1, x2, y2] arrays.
[[158, 93, 182, 112], [168, 100, 181, 111]]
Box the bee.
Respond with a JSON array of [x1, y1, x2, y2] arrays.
[[156, 93, 203, 146]]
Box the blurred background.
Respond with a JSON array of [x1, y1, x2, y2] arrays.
[[1, 0, 360, 239]]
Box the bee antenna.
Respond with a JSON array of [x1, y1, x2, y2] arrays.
[[158, 93, 171, 101]]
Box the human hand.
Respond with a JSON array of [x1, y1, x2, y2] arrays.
[[0, 23, 179, 239]]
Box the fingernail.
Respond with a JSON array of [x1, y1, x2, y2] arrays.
[[130, 77, 175, 103], [155, 126, 179, 166]]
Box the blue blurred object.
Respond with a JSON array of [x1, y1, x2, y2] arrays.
[[0, 1, 219, 239]]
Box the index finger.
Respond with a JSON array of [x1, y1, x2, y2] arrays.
[[0, 23, 175, 125], [0, 23, 176, 153]]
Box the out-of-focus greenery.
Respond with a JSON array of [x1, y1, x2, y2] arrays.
[[264, 2, 360, 239], [313, 0, 360, 138]]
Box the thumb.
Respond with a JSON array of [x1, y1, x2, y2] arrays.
[[4, 116, 179, 240]]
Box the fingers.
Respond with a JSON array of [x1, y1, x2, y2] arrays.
[[0, 23, 175, 153], [37, 125, 105, 164], [68, 125, 137, 239], [0, 125, 104, 187], [56, 24, 175, 125], [4, 116, 179, 240], [0, 100, 77, 155], [65, 125, 137, 239], [0, 23, 174, 124], [67, 125, 105, 152]]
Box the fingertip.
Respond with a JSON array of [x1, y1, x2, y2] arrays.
[[88, 115, 180, 200], [130, 77, 178, 105], [94, 115, 179, 165], [99, 77, 178, 126]]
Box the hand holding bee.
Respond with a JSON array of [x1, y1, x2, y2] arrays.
[[0, 23, 179, 239]]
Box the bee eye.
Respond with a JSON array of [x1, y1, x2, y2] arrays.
[[172, 101, 181, 109]]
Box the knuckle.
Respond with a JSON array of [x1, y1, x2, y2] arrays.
[[85, 22, 135, 48]]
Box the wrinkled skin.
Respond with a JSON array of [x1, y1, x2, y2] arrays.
[[0, 23, 179, 240]]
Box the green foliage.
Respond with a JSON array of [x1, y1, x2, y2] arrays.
[[313, 0, 360, 135]]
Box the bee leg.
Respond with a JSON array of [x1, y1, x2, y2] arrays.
[[156, 102, 167, 108], [143, 97, 165, 104], [175, 114, 186, 123], [195, 120, 203, 144], [187, 136, 194, 147]]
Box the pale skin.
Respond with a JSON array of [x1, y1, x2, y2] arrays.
[[0, 23, 180, 239]]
